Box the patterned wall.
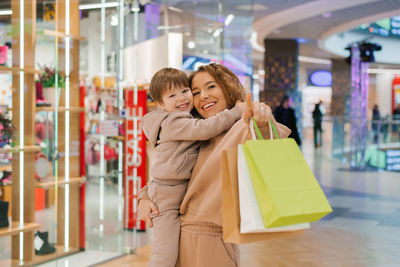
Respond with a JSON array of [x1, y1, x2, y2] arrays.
[[331, 59, 351, 116]]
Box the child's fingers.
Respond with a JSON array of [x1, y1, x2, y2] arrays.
[[151, 203, 159, 215]]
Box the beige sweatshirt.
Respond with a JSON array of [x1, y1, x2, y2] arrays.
[[139, 118, 291, 226], [141, 106, 242, 185]]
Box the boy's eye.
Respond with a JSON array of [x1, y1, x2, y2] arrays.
[[169, 94, 175, 98], [192, 91, 199, 96], [182, 89, 190, 93]]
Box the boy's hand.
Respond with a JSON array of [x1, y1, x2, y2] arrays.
[[235, 101, 247, 113]]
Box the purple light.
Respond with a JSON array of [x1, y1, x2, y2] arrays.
[[309, 70, 332, 86]]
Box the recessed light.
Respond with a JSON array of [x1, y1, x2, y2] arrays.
[[236, 4, 268, 11], [187, 41, 196, 49]]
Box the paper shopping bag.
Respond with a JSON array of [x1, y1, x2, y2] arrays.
[[238, 145, 310, 234], [222, 148, 305, 244], [243, 120, 332, 229]]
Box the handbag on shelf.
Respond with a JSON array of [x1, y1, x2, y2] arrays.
[[242, 119, 332, 228]]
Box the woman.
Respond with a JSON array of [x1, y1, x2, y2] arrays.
[[138, 63, 290, 266]]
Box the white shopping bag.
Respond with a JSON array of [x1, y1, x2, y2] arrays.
[[238, 144, 310, 233]]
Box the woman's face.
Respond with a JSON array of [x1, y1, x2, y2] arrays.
[[191, 71, 228, 119]]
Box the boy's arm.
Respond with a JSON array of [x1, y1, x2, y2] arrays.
[[163, 106, 242, 141]]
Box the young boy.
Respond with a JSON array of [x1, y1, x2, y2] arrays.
[[141, 68, 243, 267]]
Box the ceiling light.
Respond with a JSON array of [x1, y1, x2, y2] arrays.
[[0, 10, 12, 15], [298, 56, 331, 65], [131, 0, 140, 12], [251, 31, 265, 52], [258, 69, 265, 75], [111, 14, 118, 26], [224, 14, 234, 26], [236, 4, 268, 11], [213, 28, 223, 38], [322, 12, 332, 18], [187, 41, 195, 49], [79, 2, 119, 10], [367, 68, 400, 74], [169, 6, 183, 13]]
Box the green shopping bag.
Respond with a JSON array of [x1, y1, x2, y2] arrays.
[[243, 119, 332, 228]]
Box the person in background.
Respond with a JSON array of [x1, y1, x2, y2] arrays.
[[372, 104, 381, 143], [274, 95, 301, 145], [312, 102, 323, 148], [393, 104, 400, 138]]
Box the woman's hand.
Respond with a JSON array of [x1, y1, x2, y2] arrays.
[[138, 199, 159, 228], [242, 93, 274, 127]]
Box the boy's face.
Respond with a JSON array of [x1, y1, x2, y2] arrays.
[[158, 86, 193, 112]]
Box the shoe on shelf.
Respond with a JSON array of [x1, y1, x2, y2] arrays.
[[0, 200, 9, 228], [36, 82, 51, 107], [34, 231, 56, 255]]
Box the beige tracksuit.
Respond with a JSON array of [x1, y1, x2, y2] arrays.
[[140, 116, 291, 267], [141, 106, 242, 267]]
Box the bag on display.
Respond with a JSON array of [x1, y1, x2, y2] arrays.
[[243, 119, 332, 228], [222, 148, 304, 244], [237, 144, 309, 234]]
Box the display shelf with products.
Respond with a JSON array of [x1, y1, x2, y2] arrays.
[[35, 176, 86, 189], [0, 222, 40, 238], [36, 106, 85, 113], [0, 0, 85, 264], [0, 66, 40, 74]]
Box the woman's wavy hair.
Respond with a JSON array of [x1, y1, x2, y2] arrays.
[[188, 63, 246, 109]]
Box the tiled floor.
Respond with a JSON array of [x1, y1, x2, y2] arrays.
[[2, 127, 399, 266]]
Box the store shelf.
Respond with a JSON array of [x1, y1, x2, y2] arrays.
[[0, 146, 41, 154], [0, 66, 40, 74], [36, 176, 86, 189], [0, 222, 40, 238], [0, 164, 11, 171], [36, 106, 85, 113], [0, 246, 80, 267], [43, 29, 85, 41], [111, 136, 125, 141], [97, 87, 119, 92]]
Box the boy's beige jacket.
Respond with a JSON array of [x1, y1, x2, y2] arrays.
[[141, 106, 242, 185]]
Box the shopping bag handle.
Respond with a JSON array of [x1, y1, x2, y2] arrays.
[[250, 118, 279, 140]]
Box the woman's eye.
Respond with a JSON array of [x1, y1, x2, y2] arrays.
[[183, 89, 189, 93], [169, 94, 175, 98], [208, 85, 215, 90]]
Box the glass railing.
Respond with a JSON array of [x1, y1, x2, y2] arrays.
[[320, 116, 400, 171]]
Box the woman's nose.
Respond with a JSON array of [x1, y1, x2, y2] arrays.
[[200, 90, 209, 99]]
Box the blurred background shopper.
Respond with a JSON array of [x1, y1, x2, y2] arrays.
[[274, 95, 301, 146], [312, 102, 323, 148]]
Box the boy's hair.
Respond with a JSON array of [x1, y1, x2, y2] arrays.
[[188, 63, 245, 109], [149, 68, 189, 103]]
